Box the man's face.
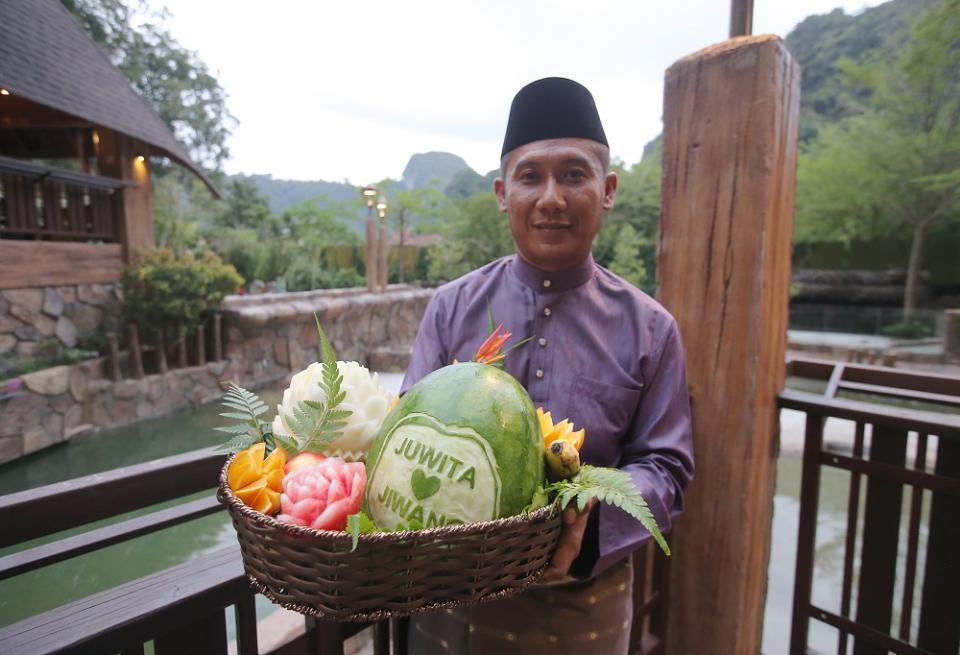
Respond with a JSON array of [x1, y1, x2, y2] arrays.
[[495, 138, 617, 272]]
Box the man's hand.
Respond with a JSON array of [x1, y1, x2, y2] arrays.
[[541, 498, 598, 582]]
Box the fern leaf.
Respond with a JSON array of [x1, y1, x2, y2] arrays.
[[546, 465, 670, 556], [214, 424, 254, 434], [219, 411, 252, 421], [273, 431, 299, 456], [216, 433, 260, 452], [315, 314, 337, 366]]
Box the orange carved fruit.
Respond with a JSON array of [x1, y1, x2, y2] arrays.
[[227, 443, 288, 515]]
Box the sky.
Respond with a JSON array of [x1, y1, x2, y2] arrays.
[[149, 0, 885, 184]]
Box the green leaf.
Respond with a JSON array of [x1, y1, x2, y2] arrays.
[[346, 511, 381, 551], [315, 313, 336, 366], [214, 424, 255, 434], [273, 432, 299, 456], [219, 411, 253, 421], [546, 465, 671, 556], [214, 383, 269, 451]]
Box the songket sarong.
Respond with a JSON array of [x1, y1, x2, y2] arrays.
[[409, 557, 633, 655]]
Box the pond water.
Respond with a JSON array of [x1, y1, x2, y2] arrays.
[[0, 375, 929, 652]]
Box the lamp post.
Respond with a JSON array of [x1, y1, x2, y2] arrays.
[[376, 198, 389, 292], [362, 185, 378, 293]]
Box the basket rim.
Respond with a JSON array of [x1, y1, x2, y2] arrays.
[[217, 451, 559, 543]]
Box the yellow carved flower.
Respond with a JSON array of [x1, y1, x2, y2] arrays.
[[537, 407, 585, 451]]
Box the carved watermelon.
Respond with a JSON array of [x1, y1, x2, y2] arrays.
[[364, 362, 544, 530]]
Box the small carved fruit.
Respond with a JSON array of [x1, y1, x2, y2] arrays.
[[537, 408, 585, 451], [545, 440, 581, 481], [227, 442, 287, 515]]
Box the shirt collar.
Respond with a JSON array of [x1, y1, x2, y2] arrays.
[[510, 253, 596, 293]]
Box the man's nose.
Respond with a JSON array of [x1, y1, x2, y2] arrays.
[[536, 176, 566, 212]]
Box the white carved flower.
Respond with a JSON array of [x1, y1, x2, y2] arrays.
[[272, 361, 396, 461]]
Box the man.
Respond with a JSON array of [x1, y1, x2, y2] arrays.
[[402, 77, 694, 654]]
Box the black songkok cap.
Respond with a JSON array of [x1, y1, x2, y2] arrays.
[[500, 77, 608, 159]]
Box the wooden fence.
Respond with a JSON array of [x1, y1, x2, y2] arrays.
[[783, 358, 960, 654], [104, 314, 225, 381]]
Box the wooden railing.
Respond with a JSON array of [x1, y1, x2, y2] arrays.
[[0, 443, 668, 654], [0, 447, 669, 654], [0, 155, 123, 242], [0, 448, 374, 655], [783, 358, 960, 655]]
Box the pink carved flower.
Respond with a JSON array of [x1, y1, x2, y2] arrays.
[[276, 458, 366, 531]]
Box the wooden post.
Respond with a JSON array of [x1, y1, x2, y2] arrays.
[[195, 324, 206, 365], [656, 36, 800, 653], [378, 222, 389, 291], [156, 330, 168, 374], [729, 0, 754, 37], [127, 324, 144, 379], [212, 314, 223, 362], [106, 333, 121, 381], [366, 219, 378, 293]]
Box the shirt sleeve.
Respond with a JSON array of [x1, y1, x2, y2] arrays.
[[400, 292, 449, 395], [572, 320, 695, 579]]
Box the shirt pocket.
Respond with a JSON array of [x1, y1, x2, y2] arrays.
[[565, 376, 643, 467]]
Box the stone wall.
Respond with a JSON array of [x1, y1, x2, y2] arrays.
[[221, 285, 433, 387], [0, 286, 434, 465], [0, 284, 123, 360], [0, 358, 228, 464]]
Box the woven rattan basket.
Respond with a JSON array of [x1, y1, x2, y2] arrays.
[[217, 455, 562, 621]]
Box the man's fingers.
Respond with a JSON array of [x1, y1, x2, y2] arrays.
[[544, 503, 595, 580]]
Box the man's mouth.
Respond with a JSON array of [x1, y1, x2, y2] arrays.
[[533, 222, 572, 231]]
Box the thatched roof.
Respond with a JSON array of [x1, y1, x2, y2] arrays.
[[0, 0, 217, 194]]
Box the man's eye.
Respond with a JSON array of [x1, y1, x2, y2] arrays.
[[565, 169, 586, 181], [519, 171, 538, 182]]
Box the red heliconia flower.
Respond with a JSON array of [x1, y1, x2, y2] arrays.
[[474, 323, 512, 365]]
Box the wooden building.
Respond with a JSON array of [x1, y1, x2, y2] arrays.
[[0, 0, 215, 291]]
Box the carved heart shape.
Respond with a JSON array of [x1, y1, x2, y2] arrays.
[[410, 468, 441, 500]]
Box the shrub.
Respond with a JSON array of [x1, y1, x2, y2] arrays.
[[283, 254, 365, 291], [880, 319, 935, 339], [122, 248, 243, 338]]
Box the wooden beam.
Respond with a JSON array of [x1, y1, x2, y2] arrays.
[[0, 241, 122, 288], [656, 36, 800, 653]]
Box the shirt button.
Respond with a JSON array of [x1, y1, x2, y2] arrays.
[[542, 279, 552, 288], [543, 307, 552, 317], [538, 337, 547, 347], [535, 369, 544, 379]]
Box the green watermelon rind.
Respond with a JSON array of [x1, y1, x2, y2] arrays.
[[364, 362, 544, 524], [365, 412, 503, 525]]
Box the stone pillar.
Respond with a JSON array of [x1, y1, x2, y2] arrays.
[[656, 36, 800, 653]]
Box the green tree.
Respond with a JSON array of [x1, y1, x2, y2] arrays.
[[595, 148, 661, 294], [387, 187, 453, 281], [63, 0, 236, 170], [425, 191, 514, 282], [216, 180, 273, 230], [796, 0, 960, 315], [609, 224, 648, 290]]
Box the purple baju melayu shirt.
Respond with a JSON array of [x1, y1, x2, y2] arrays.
[[401, 253, 694, 578]]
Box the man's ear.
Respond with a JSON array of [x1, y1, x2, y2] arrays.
[[602, 171, 618, 210], [494, 177, 508, 213]]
